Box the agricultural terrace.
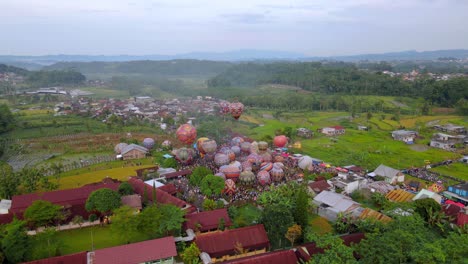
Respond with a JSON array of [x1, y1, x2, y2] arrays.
[[235, 110, 466, 175]]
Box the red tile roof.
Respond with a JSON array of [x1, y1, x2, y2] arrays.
[[185, 208, 232, 232], [121, 194, 142, 210], [161, 169, 192, 179], [308, 180, 332, 193], [10, 182, 120, 213], [332, 126, 345, 130], [127, 177, 189, 209], [223, 249, 298, 264], [195, 224, 270, 258], [93, 236, 177, 264], [158, 183, 177, 195], [457, 212, 468, 227], [22, 251, 87, 264]]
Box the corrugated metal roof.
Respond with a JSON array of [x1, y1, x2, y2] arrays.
[[185, 208, 232, 232], [385, 189, 415, 202]]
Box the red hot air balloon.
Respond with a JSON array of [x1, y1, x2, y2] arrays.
[[273, 135, 288, 148], [176, 124, 197, 145], [229, 102, 244, 120]]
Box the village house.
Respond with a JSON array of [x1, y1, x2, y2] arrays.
[[445, 183, 468, 204], [329, 172, 366, 194], [412, 189, 443, 204], [195, 224, 270, 263], [120, 144, 148, 160], [391, 130, 418, 144], [433, 124, 466, 134], [313, 191, 361, 221], [296, 127, 313, 138], [370, 164, 405, 185], [184, 208, 232, 233], [319, 126, 345, 136], [308, 180, 332, 195], [385, 189, 415, 203], [430, 133, 466, 151]]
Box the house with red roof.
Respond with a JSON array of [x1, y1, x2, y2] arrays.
[[184, 208, 232, 233], [89, 236, 177, 264], [22, 252, 87, 264], [223, 249, 298, 264], [8, 182, 120, 222], [195, 224, 270, 262], [308, 180, 332, 195], [127, 177, 194, 212]]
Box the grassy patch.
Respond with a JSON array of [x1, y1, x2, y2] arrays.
[[430, 163, 468, 181], [308, 215, 333, 235], [56, 164, 155, 189]]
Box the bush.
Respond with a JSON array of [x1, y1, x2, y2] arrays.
[[118, 182, 134, 196], [88, 214, 97, 222]]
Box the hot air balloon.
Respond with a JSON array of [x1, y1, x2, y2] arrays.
[[260, 162, 273, 172], [242, 161, 253, 171], [219, 101, 230, 115], [175, 148, 194, 165], [196, 137, 209, 154], [273, 162, 284, 169], [258, 141, 268, 152], [273, 155, 284, 163], [231, 146, 241, 156], [240, 170, 255, 184], [247, 153, 262, 164], [221, 165, 241, 181], [231, 137, 244, 147], [273, 135, 288, 148], [142, 138, 155, 149], [202, 139, 217, 154], [215, 172, 226, 180], [250, 141, 259, 154], [298, 156, 313, 170], [224, 179, 236, 195], [229, 102, 244, 120], [270, 167, 284, 182], [214, 153, 230, 167], [257, 170, 271, 186], [224, 149, 236, 162], [114, 143, 128, 154], [260, 152, 272, 162], [204, 153, 215, 162], [176, 124, 197, 145], [240, 142, 251, 154]]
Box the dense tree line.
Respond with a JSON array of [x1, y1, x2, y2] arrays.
[[207, 62, 468, 108], [43, 60, 233, 76], [26, 70, 85, 87], [0, 64, 29, 75]]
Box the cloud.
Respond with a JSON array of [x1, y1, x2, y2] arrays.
[[222, 13, 270, 24]]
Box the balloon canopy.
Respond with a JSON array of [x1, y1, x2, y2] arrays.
[[231, 146, 241, 156], [273, 135, 288, 148], [298, 156, 313, 170], [142, 138, 155, 149], [176, 124, 197, 145], [231, 137, 244, 147], [221, 165, 241, 181], [257, 170, 271, 186], [114, 143, 128, 154], [258, 141, 268, 151], [229, 102, 244, 120], [240, 170, 255, 184], [219, 101, 231, 115], [214, 153, 230, 167], [196, 137, 209, 154], [175, 148, 194, 165], [260, 162, 273, 172], [271, 166, 284, 182], [240, 142, 251, 153], [224, 179, 237, 195], [202, 139, 217, 154]]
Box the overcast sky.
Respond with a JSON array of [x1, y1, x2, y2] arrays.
[[1, 0, 467, 56]]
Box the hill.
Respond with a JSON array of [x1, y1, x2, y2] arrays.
[[42, 60, 234, 77]]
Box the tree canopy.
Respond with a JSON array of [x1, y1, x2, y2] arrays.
[[0, 104, 15, 134], [1, 219, 30, 264], [85, 188, 121, 215], [24, 200, 64, 228], [199, 174, 225, 196]]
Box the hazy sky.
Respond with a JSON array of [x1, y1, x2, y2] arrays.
[[1, 0, 467, 56]]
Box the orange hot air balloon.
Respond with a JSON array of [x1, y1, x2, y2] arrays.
[[273, 135, 288, 148], [229, 102, 244, 120], [176, 124, 197, 145]]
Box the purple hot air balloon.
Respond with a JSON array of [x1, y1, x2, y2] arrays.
[[270, 166, 285, 182], [231, 146, 241, 156], [257, 170, 271, 186], [142, 138, 155, 149]]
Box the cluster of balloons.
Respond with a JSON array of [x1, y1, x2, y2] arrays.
[[219, 100, 244, 120]]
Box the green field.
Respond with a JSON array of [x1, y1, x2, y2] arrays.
[[430, 163, 468, 181], [236, 110, 465, 173]]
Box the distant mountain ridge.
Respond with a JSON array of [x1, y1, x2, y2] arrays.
[[1, 49, 468, 70]]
